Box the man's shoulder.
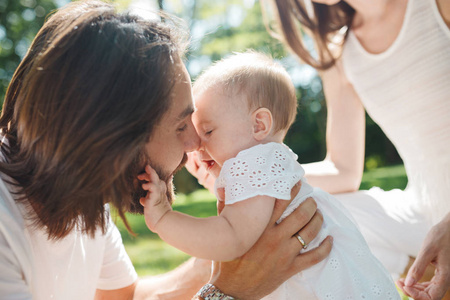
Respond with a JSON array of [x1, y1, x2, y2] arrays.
[[0, 176, 21, 220]]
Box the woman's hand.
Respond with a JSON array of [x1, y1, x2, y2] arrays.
[[208, 183, 333, 299], [186, 152, 216, 193], [397, 213, 450, 300]]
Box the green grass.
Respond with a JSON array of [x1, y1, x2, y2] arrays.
[[360, 164, 407, 191], [115, 189, 217, 276], [116, 165, 410, 298]]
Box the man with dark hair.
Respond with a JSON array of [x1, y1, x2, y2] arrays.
[[0, 1, 331, 299]]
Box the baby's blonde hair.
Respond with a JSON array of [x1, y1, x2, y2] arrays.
[[193, 51, 298, 134]]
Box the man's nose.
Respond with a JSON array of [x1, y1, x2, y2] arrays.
[[183, 121, 200, 152]]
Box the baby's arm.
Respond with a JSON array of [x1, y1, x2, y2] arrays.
[[140, 166, 276, 261]]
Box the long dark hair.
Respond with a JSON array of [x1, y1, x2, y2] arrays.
[[265, 0, 355, 70], [0, 0, 188, 239]]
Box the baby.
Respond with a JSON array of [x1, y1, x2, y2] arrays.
[[140, 52, 400, 299]]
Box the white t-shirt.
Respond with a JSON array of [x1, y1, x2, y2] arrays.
[[0, 176, 137, 300]]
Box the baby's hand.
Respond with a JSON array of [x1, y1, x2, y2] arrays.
[[138, 165, 172, 232], [186, 152, 216, 192]]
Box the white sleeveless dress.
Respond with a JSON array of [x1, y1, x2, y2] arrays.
[[216, 143, 399, 300], [336, 0, 450, 277]]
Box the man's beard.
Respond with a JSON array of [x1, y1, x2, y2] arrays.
[[128, 153, 188, 215]]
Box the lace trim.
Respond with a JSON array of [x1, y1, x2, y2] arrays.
[[216, 143, 304, 205]]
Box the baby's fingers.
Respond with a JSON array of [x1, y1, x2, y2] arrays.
[[137, 165, 155, 181], [137, 173, 150, 181], [140, 182, 162, 205], [145, 165, 162, 183], [141, 182, 158, 192]]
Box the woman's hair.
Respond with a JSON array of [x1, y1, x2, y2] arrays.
[[193, 51, 297, 134], [265, 0, 355, 70], [0, 0, 188, 239]]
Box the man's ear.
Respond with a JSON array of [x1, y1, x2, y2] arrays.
[[251, 107, 273, 141]]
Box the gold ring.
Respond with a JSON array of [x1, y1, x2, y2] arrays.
[[296, 234, 308, 249]]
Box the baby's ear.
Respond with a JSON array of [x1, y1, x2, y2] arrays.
[[251, 108, 273, 141]]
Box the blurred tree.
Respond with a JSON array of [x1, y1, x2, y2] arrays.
[[167, 0, 401, 193], [0, 0, 402, 195], [167, 0, 333, 193], [0, 0, 136, 102], [0, 0, 58, 99]]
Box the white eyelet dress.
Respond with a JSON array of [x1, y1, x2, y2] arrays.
[[216, 143, 400, 300]]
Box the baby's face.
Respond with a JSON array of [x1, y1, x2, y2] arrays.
[[192, 88, 257, 178]]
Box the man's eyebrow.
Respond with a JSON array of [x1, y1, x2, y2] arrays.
[[176, 105, 194, 121]]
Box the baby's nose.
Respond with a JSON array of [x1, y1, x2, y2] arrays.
[[197, 149, 210, 161]]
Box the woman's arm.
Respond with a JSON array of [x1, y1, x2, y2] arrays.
[[302, 61, 366, 194]]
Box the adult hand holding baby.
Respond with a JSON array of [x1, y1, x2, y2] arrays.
[[210, 195, 333, 299]]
